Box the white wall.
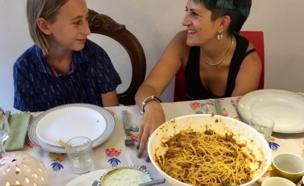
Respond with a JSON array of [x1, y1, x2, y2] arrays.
[[245, 0, 304, 90], [1, 0, 304, 112]]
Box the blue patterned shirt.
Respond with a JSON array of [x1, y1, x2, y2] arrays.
[[13, 40, 121, 112]]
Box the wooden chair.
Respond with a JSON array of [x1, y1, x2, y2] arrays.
[[88, 9, 146, 105], [174, 31, 265, 101]]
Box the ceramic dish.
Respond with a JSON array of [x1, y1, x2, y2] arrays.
[[101, 166, 151, 185], [148, 114, 272, 186], [238, 89, 304, 133], [261, 177, 295, 186], [36, 106, 107, 147], [28, 104, 115, 153], [66, 166, 152, 186], [65, 169, 109, 186], [272, 153, 304, 182]]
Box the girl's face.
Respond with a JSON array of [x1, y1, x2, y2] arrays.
[[45, 0, 90, 53], [182, 0, 221, 46]]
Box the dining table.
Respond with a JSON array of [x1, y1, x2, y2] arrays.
[[6, 96, 304, 185]]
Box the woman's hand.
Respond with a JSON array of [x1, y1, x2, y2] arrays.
[[137, 101, 165, 157]]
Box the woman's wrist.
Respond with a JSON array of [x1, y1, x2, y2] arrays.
[[144, 100, 163, 113], [140, 95, 162, 114]]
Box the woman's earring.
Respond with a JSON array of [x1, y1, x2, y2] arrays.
[[217, 31, 223, 40]]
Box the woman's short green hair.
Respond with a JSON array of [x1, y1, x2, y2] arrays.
[[193, 0, 252, 34], [26, 0, 70, 55]]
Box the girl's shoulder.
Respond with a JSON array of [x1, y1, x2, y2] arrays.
[[79, 39, 109, 60], [14, 45, 43, 69], [82, 39, 106, 53]]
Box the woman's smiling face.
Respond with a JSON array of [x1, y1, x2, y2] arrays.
[[182, 0, 221, 46]]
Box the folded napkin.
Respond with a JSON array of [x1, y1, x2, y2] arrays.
[[4, 112, 31, 151]]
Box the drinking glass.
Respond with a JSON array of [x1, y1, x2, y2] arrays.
[[65, 136, 94, 174], [250, 104, 274, 140], [250, 115, 274, 140], [0, 108, 9, 159]]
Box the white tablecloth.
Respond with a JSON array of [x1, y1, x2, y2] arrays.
[[9, 97, 304, 185]]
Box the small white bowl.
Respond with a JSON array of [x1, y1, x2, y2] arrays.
[[101, 166, 151, 185], [261, 177, 296, 186], [272, 153, 304, 182]]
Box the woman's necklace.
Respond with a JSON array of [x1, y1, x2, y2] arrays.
[[203, 38, 234, 66]]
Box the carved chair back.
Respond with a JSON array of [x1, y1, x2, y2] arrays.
[[88, 9, 146, 105]]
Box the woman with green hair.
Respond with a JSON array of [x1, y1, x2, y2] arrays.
[[135, 0, 261, 155]]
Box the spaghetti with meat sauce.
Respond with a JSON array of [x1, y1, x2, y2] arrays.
[[155, 129, 262, 186]]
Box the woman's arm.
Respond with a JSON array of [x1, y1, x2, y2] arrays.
[[135, 31, 189, 155], [136, 31, 189, 104], [232, 45, 262, 96]]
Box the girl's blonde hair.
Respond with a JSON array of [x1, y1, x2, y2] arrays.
[[26, 0, 70, 55]]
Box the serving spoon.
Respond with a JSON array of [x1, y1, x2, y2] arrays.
[[138, 178, 166, 186], [92, 178, 166, 186]]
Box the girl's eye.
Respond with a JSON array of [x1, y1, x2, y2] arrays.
[[73, 20, 82, 26]]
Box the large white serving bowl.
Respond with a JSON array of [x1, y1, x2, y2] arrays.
[[148, 114, 272, 186]]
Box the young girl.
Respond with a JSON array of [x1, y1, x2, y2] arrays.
[[14, 0, 121, 111]]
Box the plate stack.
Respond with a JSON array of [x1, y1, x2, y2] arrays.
[[238, 89, 304, 134], [28, 104, 115, 153]]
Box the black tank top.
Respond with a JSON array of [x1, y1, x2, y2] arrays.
[[185, 34, 256, 100]]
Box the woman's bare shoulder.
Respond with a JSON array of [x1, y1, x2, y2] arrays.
[[171, 30, 188, 46], [166, 30, 190, 63], [243, 45, 262, 68]]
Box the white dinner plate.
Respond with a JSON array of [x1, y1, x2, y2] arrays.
[[238, 89, 304, 133], [29, 104, 115, 153], [65, 169, 108, 186], [36, 106, 106, 147]]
